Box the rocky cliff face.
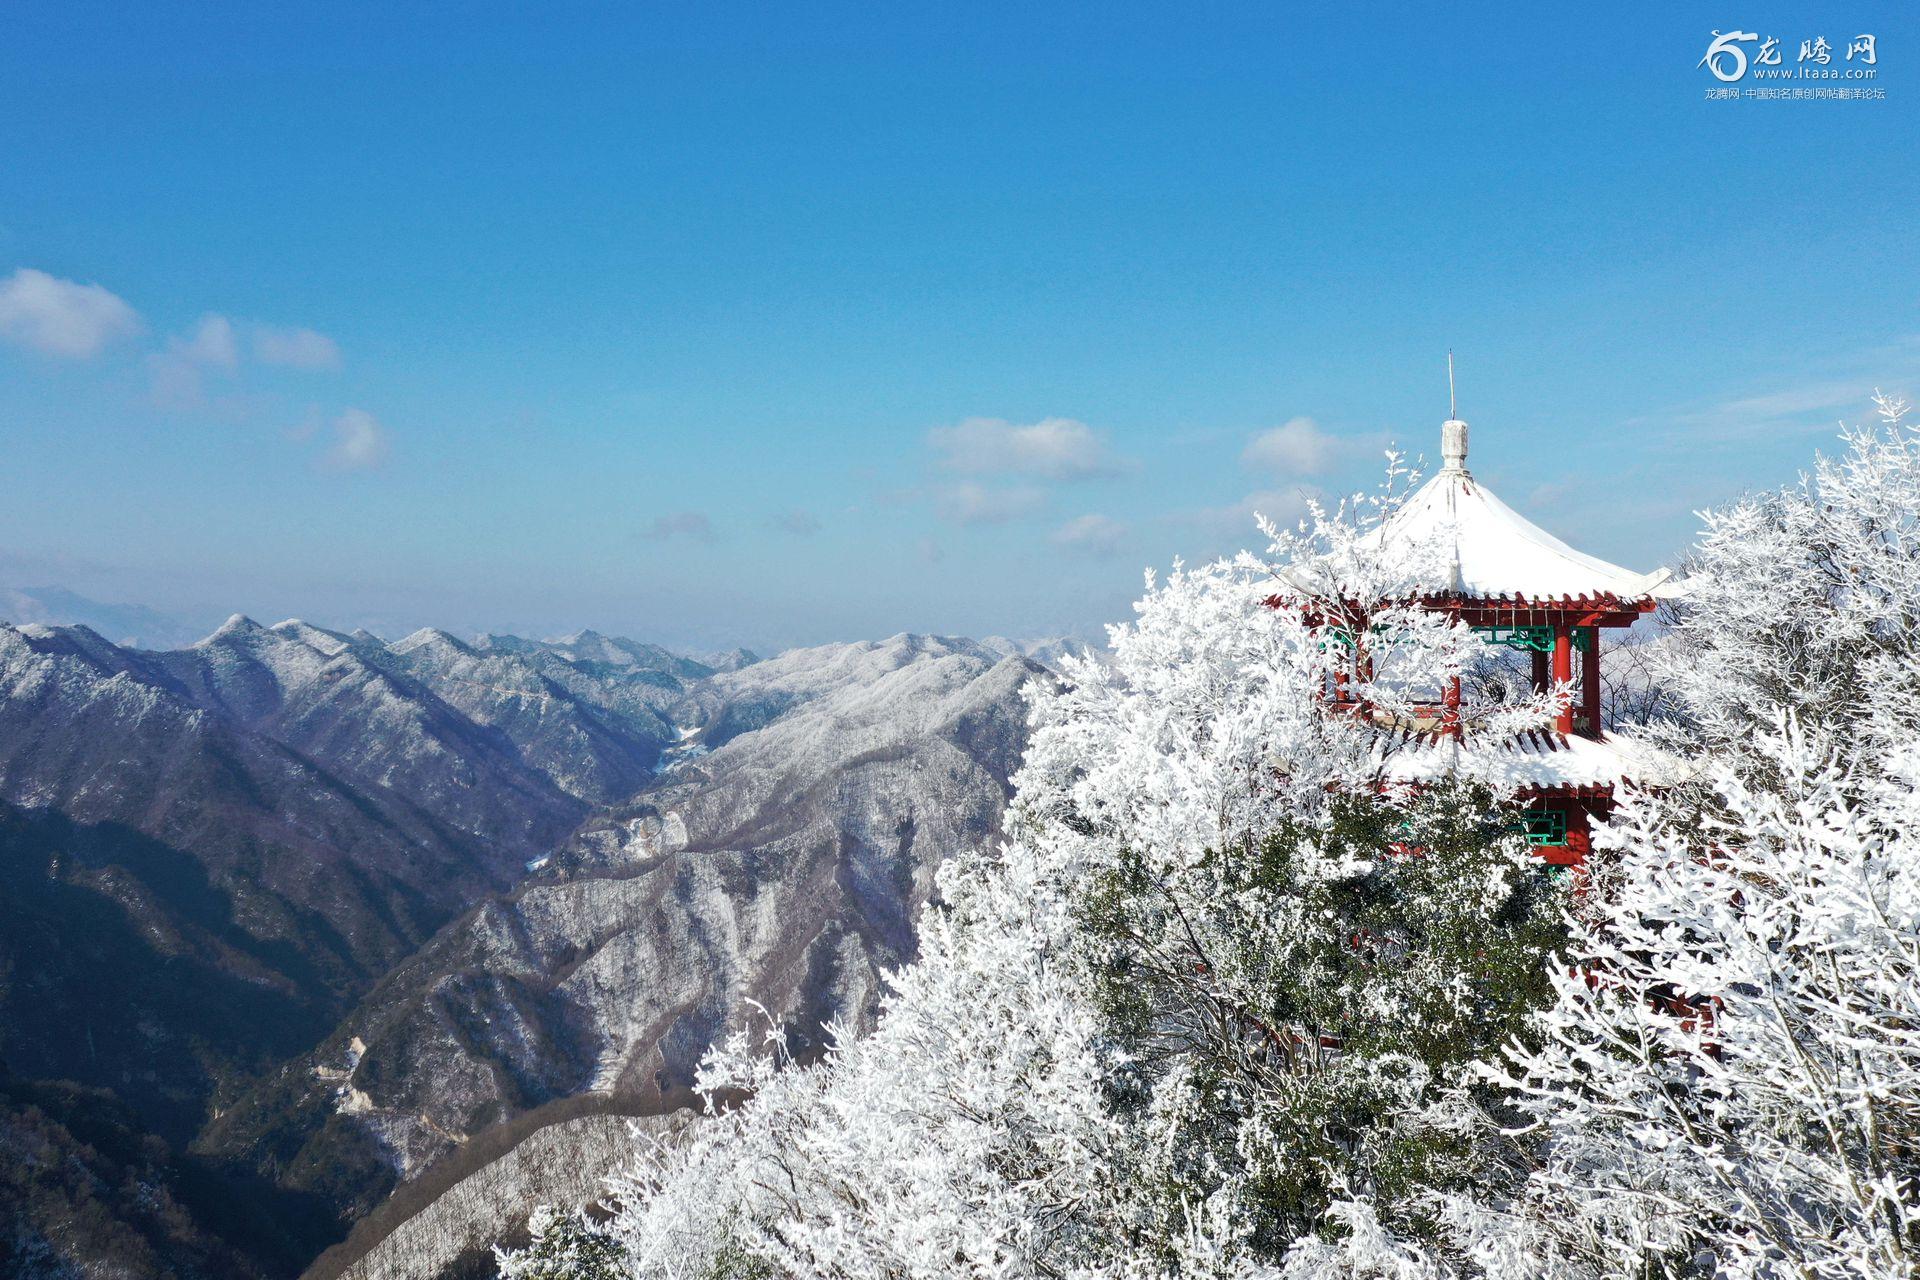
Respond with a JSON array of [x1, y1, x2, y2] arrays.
[[0, 617, 1051, 1278]]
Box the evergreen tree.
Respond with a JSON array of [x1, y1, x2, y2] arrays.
[[1078, 782, 1566, 1263], [497, 1207, 627, 1280]]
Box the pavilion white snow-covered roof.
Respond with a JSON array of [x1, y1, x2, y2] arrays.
[[1371, 418, 1672, 604]]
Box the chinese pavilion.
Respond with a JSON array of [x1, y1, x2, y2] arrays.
[[1294, 412, 1675, 867]]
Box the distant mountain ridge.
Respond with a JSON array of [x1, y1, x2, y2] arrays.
[[0, 616, 1058, 1279], [0, 584, 213, 650]]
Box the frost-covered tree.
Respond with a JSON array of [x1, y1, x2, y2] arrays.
[[1474, 722, 1920, 1280], [502, 465, 1569, 1279], [1462, 399, 1920, 1280], [1651, 391, 1920, 771]]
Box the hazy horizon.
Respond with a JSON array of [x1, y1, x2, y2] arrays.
[[0, 579, 1117, 656]]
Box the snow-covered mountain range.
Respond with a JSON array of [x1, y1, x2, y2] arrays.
[[0, 613, 1077, 1277]]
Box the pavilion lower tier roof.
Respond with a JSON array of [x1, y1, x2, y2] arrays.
[[1379, 726, 1689, 796]]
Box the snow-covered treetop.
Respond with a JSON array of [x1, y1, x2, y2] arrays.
[[1362, 418, 1672, 603]]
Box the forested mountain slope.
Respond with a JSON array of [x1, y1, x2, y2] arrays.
[[0, 618, 1050, 1277]]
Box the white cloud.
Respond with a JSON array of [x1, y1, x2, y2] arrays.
[[323, 408, 390, 471], [147, 314, 241, 409], [927, 417, 1128, 481], [1051, 513, 1129, 557], [1665, 378, 1909, 443], [253, 324, 341, 370], [180, 313, 239, 368], [1629, 337, 1920, 447], [0, 267, 142, 358], [150, 315, 344, 410], [935, 482, 1047, 526], [642, 511, 717, 542], [1241, 416, 1335, 477], [770, 508, 822, 536]]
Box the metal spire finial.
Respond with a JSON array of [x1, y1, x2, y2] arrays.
[[1441, 350, 1470, 475]]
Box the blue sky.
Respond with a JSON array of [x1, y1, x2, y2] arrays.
[[1, 3, 1915, 650]]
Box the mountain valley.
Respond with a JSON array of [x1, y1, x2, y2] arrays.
[[0, 614, 1069, 1278]]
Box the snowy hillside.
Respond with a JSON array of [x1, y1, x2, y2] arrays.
[[206, 634, 1049, 1230]]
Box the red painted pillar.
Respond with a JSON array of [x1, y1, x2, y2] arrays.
[[1563, 804, 1592, 870], [1443, 675, 1461, 737], [1552, 623, 1573, 735], [1580, 627, 1602, 737], [1530, 646, 1549, 695]]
